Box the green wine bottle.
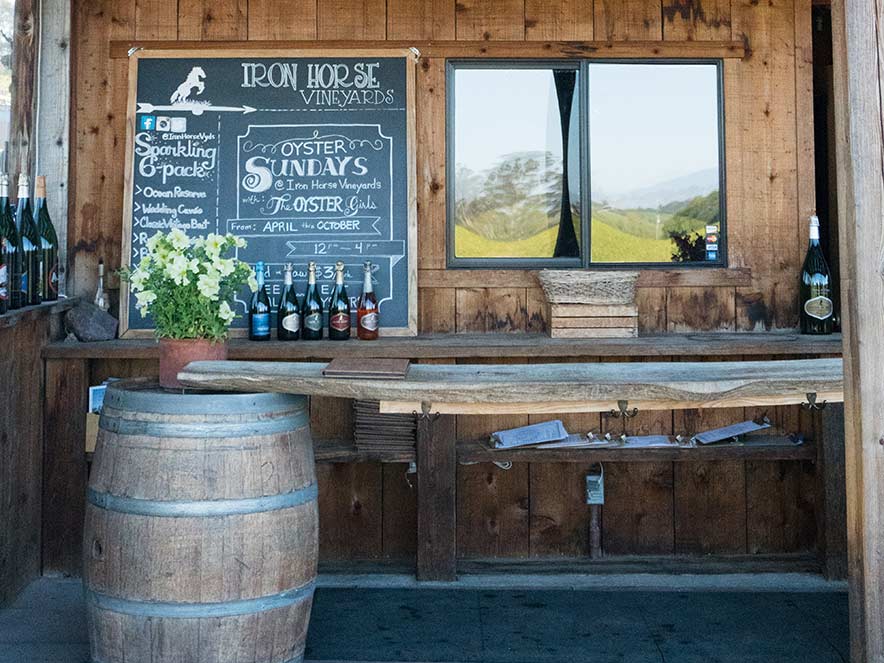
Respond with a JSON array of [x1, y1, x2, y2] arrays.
[[799, 214, 834, 335]]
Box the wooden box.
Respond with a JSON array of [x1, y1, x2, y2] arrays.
[[546, 303, 638, 339]]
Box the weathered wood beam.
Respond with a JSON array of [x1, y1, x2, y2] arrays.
[[8, 0, 38, 178], [178, 358, 844, 412], [831, 0, 884, 659]]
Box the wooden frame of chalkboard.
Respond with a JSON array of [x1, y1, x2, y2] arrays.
[[120, 48, 418, 338]]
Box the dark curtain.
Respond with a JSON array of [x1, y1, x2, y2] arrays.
[[552, 70, 580, 258]]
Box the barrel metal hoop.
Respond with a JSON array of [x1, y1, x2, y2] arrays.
[[85, 581, 314, 619], [99, 410, 309, 438], [87, 483, 317, 517], [104, 384, 308, 416]]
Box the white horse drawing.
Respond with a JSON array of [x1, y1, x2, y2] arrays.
[[170, 67, 206, 104]]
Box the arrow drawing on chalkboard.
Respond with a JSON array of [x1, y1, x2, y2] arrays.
[[137, 102, 257, 116], [285, 240, 406, 267]]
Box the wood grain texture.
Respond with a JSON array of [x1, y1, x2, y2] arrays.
[[815, 404, 847, 579], [41, 359, 89, 577], [177, 0, 248, 39], [248, 0, 318, 39], [529, 463, 593, 556], [179, 358, 844, 410], [416, 57, 447, 270], [317, 463, 383, 559], [524, 0, 594, 40], [0, 318, 49, 605], [8, 0, 38, 180], [661, 0, 731, 40], [317, 0, 386, 39], [455, 0, 525, 40], [418, 287, 456, 333], [732, 0, 800, 330], [417, 413, 456, 578], [666, 287, 736, 332], [387, 0, 456, 39], [594, 0, 662, 40], [636, 287, 666, 334], [382, 463, 417, 560], [134, 0, 179, 39], [458, 463, 530, 558], [746, 460, 816, 553], [831, 0, 884, 656]]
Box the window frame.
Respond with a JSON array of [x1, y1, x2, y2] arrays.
[[445, 58, 728, 270]]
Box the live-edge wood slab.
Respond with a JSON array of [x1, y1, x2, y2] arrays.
[[178, 358, 843, 415]]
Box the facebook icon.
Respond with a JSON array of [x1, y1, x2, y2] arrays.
[[138, 115, 157, 131]]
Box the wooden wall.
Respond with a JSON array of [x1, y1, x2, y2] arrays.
[[69, 0, 815, 334], [63, 0, 822, 567], [0, 305, 68, 606]]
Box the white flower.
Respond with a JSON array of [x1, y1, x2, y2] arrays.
[[204, 233, 225, 258], [247, 272, 259, 292], [129, 267, 147, 291], [135, 290, 156, 316], [215, 257, 235, 277], [168, 228, 190, 251], [218, 301, 235, 324], [197, 271, 221, 300], [146, 232, 164, 253], [235, 236, 247, 249], [164, 253, 192, 286]]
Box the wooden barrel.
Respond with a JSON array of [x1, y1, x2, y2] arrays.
[[83, 379, 317, 663]]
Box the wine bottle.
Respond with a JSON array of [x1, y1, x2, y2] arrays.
[[357, 261, 379, 340], [0, 174, 21, 310], [328, 261, 351, 341], [16, 174, 41, 306], [277, 263, 300, 341], [800, 214, 834, 335], [35, 176, 59, 301], [249, 261, 271, 341], [300, 261, 323, 341], [94, 259, 109, 312]]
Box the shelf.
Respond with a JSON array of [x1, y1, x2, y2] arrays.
[[310, 438, 814, 465], [43, 331, 843, 360], [457, 438, 816, 463], [0, 297, 76, 330]]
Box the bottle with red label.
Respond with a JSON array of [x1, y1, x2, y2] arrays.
[[328, 260, 351, 341], [357, 261, 379, 340]]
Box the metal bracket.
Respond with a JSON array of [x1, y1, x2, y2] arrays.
[[414, 401, 442, 422], [609, 400, 639, 419], [802, 392, 828, 411]]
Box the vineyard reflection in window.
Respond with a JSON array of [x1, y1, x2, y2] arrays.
[[449, 61, 724, 267]]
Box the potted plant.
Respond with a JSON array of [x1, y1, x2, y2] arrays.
[[121, 229, 257, 389]]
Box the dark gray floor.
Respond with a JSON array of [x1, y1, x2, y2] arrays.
[[0, 578, 849, 663]]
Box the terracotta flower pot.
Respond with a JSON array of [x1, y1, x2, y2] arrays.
[[158, 338, 228, 390]]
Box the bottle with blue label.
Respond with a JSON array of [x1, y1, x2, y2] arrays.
[[249, 261, 271, 341]]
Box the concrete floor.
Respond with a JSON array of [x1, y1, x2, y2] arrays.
[[0, 577, 849, 663]]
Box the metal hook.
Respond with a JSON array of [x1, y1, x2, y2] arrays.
[[414, 401, 441, 422], [609, 400, 639, 419], [802, 392, 828, 411]]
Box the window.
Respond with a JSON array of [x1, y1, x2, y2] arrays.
[[447, 60, 726, 268]]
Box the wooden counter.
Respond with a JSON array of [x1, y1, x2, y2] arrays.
[[179, 357, 844, 414]]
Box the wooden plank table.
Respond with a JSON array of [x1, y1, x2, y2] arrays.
[[179, 358, 844, 581]]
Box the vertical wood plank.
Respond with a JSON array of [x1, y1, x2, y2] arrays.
[[387, 0, 456, 39], [317, 0, 386, 40], [177, 0, 247, 40], [134, 0, 178, 39], [661, 0, 731, 40], [636, 287, 667, 334], [673, 407, 748, 554], [416, 57, 447, 270], [382, 463, 418, 560], [815, 403, 847, 579], [248, 0, 317, 39], [732, 0, 799, 330], [745, 459, 816, 553], [69, 0, 136, 297], [794, 0, 816, 250], [529, 463, 593, 556], [455, 288, 486, 332], [419, 288, 456, 333], [594, 0, 663, 40], [417, 413, 457, 579], [456, 288, 526, 333], [455, 0, 526, 40], [317, 463, 383, 560], [526, 287, 547, 333], [42, 359, 89, 576], [8, 0, 38, 180], [524, 0, 594, 40], [666, 287, 736, 332]]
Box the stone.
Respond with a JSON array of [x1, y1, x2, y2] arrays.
[[64, 303, 118, 342]]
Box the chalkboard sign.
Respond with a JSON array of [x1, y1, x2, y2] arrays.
[[120, 49, 417, 337]]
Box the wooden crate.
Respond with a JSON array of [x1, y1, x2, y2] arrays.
[[547, 303, 638, 339]]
